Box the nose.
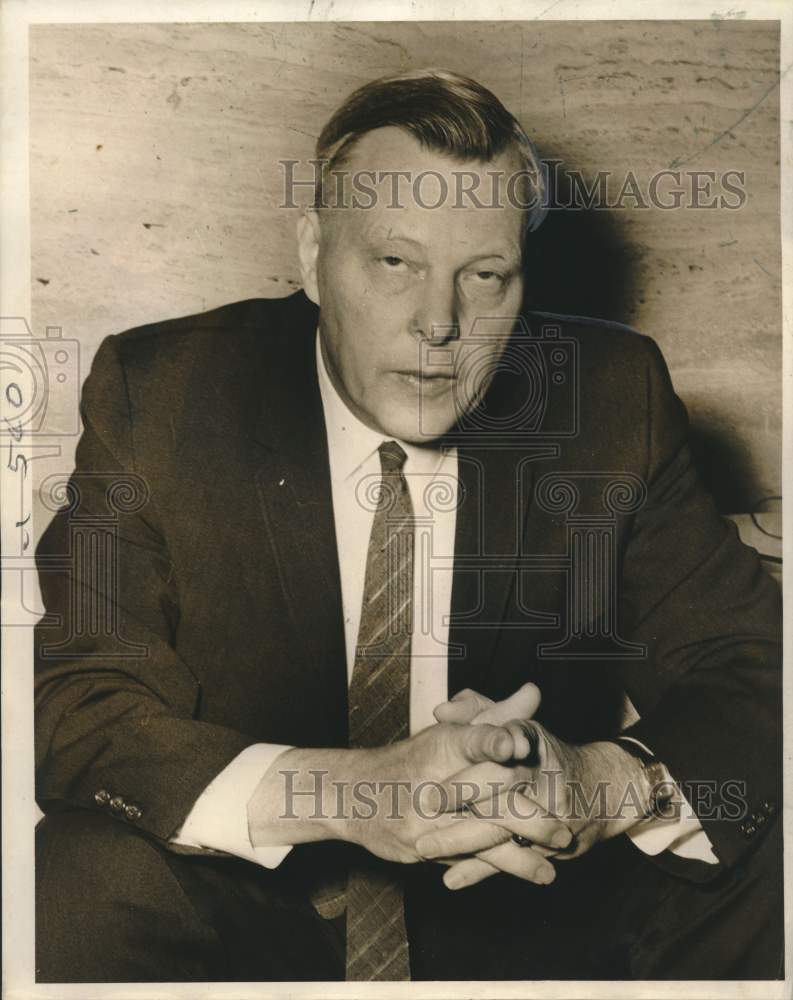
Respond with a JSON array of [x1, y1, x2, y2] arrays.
[[409, 275, 459, 345]]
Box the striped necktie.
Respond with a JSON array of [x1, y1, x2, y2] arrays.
[[344, 439, 414, 980]]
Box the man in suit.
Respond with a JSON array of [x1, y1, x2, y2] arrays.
[[34, 69, 781, 982]]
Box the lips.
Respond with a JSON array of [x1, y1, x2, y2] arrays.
[[394, 370, 456, 394], [395, 370, 456, 382], [392, 371, 457, 402]]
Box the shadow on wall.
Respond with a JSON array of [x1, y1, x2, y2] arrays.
[[688, 421, 763, 516], [523, 168, 760, 514], [524, 174, 639, 325]]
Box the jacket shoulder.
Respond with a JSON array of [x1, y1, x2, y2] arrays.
[[526, 310, 663, 368], [110, 291, 317, 365], [83, 291, 318, 445], [518, 311, 683, 464], [525, 310, 675, 413]]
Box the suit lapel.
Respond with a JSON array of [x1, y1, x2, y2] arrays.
[[448, 441, 558, 698], [447, 311, 565, 697], [250, 302, 349, 744]]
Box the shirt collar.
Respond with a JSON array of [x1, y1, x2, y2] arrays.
[[315, 330, 444, 483]]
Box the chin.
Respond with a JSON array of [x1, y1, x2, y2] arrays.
[[380, 402, 456, 445]]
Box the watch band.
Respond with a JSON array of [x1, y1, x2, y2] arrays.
[[606, 737, 677, 819]]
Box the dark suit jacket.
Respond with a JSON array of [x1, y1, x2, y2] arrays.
[[34, 290, 781, 877]]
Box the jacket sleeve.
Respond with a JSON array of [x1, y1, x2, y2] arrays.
[[617, 336, 781, 873], [34, 334, 256, 843]]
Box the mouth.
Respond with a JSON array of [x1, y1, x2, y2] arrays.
[[394, 370, 457, 394]]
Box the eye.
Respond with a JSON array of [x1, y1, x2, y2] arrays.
[[381, 255, 406, 269], [460, 267, 510, 298]]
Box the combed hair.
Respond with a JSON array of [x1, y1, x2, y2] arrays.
[[315, 68, 547, 232]]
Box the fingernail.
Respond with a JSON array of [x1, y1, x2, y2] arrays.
[[444, 870, 465, 890], [552, 828, 572, 849], [536, 865, 555, 885], [494, 732, 512, 757]]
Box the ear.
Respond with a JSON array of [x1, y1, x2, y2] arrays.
[[296, 209, 321, 305]]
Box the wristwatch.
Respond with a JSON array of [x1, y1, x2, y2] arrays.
[[511, 738, 679, 850], [606, 737, 677, 819]]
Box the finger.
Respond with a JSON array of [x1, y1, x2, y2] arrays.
[[482, 798, 574, 851], [521, 842, 557, 858], [461, 723, 514, 765], [546, 825, 596, 861], [417, 799, 571, 856], [504, 720, 533, 760], [470, 683, 541, 726], [475, 841, 557, 885], [443, 856, 500, 890], [434, 689, 494, 724], [416, 819, 512, 859], [439, 760, 514, 811], [451, 687, 490, 704]]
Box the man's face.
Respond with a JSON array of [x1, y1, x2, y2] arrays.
[[298, 127, 526, 443]]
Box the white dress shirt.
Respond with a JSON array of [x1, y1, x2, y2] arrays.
[[174, 332, 716, 867]]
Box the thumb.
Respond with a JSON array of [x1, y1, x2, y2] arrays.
[[471, 683, 541, 726], [462, 723, 514, 764], [434, 688, 494, 724]]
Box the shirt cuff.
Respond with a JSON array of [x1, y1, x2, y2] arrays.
[[172, 743, 294, 869], [620, 737, 718, 864]]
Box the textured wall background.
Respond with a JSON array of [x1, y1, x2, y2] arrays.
[[29, 20, 781, 511]]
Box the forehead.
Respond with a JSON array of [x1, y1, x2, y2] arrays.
[[328, 126, 525, 254]]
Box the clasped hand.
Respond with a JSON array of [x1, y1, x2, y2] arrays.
[[337, 714, 572, 878], [255, 684, 648, 889], [410, 684, 649, 890]]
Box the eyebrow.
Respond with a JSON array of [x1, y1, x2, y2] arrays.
[[370, 230, 425, 251]]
